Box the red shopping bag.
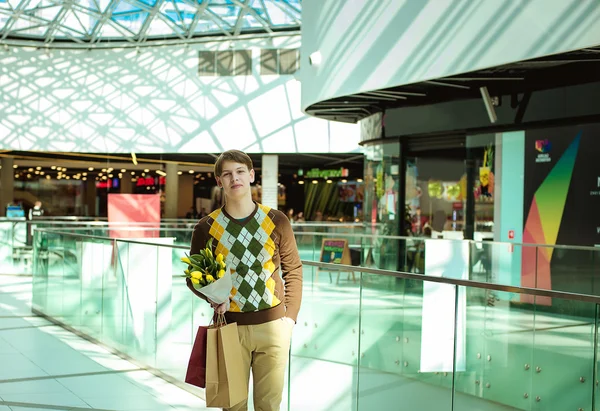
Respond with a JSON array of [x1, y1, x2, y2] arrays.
[[185, 325, 209, 388]]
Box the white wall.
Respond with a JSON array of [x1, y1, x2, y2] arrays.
[[0, 35, 360, 154], [301, 0, 600, 109]]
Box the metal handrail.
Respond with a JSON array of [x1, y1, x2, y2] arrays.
[[303, 260, 600, 304], [294, 231, 600, 252], [33, 228, 600, 304]]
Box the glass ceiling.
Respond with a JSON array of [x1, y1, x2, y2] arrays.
[[0, 0, 300, 44]]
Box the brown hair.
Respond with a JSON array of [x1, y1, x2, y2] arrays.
[[214, 149, 253, 176]]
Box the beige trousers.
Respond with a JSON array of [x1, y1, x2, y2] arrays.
[[225, 318, 293, 411]]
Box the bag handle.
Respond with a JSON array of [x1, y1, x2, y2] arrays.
[[210, 312, 227, 328]]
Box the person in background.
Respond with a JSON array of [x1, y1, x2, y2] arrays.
[[28, 201, 44, 220], [286, 208, 295, 223], [198, 207, 208, 218], [186, 149, 302, 411], [295, 211, 306, 223], [185, 206, 197, 219]]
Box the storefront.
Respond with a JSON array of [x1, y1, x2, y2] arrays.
[[360, 80, 600, 272]]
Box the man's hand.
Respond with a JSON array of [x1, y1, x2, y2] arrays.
[[209, 299, 230, 314]]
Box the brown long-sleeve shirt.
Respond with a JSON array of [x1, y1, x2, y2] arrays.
[[186, 202, 302, 325]]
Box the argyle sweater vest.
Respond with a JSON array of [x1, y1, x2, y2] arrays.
[[188, 202, 303, 324]]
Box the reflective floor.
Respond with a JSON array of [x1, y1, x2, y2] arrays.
[[0, 274, 215, 411]]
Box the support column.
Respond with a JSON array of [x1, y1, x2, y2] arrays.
[[0, 157, 15, 217], [261, 155, 278, 210], [120, 174, 132, 194], [164, 163, 179, 218], [85, 179, 96, 217]]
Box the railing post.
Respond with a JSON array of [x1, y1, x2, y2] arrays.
[[451, 284, 459, 411]]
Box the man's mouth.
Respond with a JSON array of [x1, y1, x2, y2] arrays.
[[231, 184, 242, 189]]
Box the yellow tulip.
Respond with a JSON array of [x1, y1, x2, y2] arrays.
[[216, 254, 223, 263], [181, 257, 191, 264], [217, 269, 225, 278], [220, 260, 226, 268], [191, 277, 199, 285], [191, 271, 202, 280], [184, 269, 190, 275], [205, 247, 213, 258], [205, 274, 215, 283]]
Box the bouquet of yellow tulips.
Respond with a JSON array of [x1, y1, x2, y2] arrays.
[[181, 238, 232, 305]]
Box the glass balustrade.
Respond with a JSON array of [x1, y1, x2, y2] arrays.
[[29, 228, 600, 410]]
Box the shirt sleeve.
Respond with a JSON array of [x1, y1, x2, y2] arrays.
[[276, 212, 303, 322], [186, 220, 209, 303]]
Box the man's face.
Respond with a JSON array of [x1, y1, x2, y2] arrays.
[[216, 161, 255, 198]]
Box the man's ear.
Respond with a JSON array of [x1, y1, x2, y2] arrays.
[[215, 176, 222, 188], [249, 169, 255, 183]]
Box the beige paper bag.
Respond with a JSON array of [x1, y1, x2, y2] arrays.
[[205, 322, 248, 408]]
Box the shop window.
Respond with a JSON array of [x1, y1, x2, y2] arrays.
[[198, 51, 216, 76], [259, 49, 299, 75], [199, 50, 252, 76]]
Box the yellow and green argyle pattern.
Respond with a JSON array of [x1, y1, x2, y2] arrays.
[[208, 204, 281, 312]]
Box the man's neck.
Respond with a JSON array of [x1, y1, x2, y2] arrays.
[[224, 197, 255, 219]]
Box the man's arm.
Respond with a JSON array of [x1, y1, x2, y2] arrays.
[[277, 213, 303, 322], [186, 221, 209, 303]]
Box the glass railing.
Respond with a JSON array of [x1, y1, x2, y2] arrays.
[[294, 231, 600, 301], [31, 228, 600, 411]]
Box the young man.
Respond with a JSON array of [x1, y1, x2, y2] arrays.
[[186, 149, 302, 411]]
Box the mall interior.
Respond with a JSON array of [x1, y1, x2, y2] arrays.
[[1, 1, 600, 410]]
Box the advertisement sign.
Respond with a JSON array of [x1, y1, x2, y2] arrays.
[[107, 194, 161, 238], [522, 125, 600, 302]]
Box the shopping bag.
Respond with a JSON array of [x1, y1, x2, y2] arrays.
[[205, 321, 248, 408], [185, 325, 209, 388]]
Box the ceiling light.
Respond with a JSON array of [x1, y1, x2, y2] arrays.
[[121, 169, 126, 172], [189, 170, 194, 174], [156, 170, 167, 176], [35, 166, 41, 170], [82, 172, 87, 176], [144, 168, 150, 172], [108, 174, 114, 178], [102, 168, 107, 172], [63, 168, 67, 171], [28, 168, 33, 172], [131, 171, 135, 175], [298, 180, 304, 185], [177, 171, 183, 175], [88, 167, 94, 171], [312, 180, 318, 184], [341, 179, 347, 183], [40, 171, 45, 175], [357, 178, 363, 183], [12, 164, 17, 168], [82, 177, 87, 181], [51, 166, 56, 170], [326, 180, 332, 184], [45, 175, 51, 180]]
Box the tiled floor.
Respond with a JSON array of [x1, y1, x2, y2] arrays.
[[0, 274, 217, 411]]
